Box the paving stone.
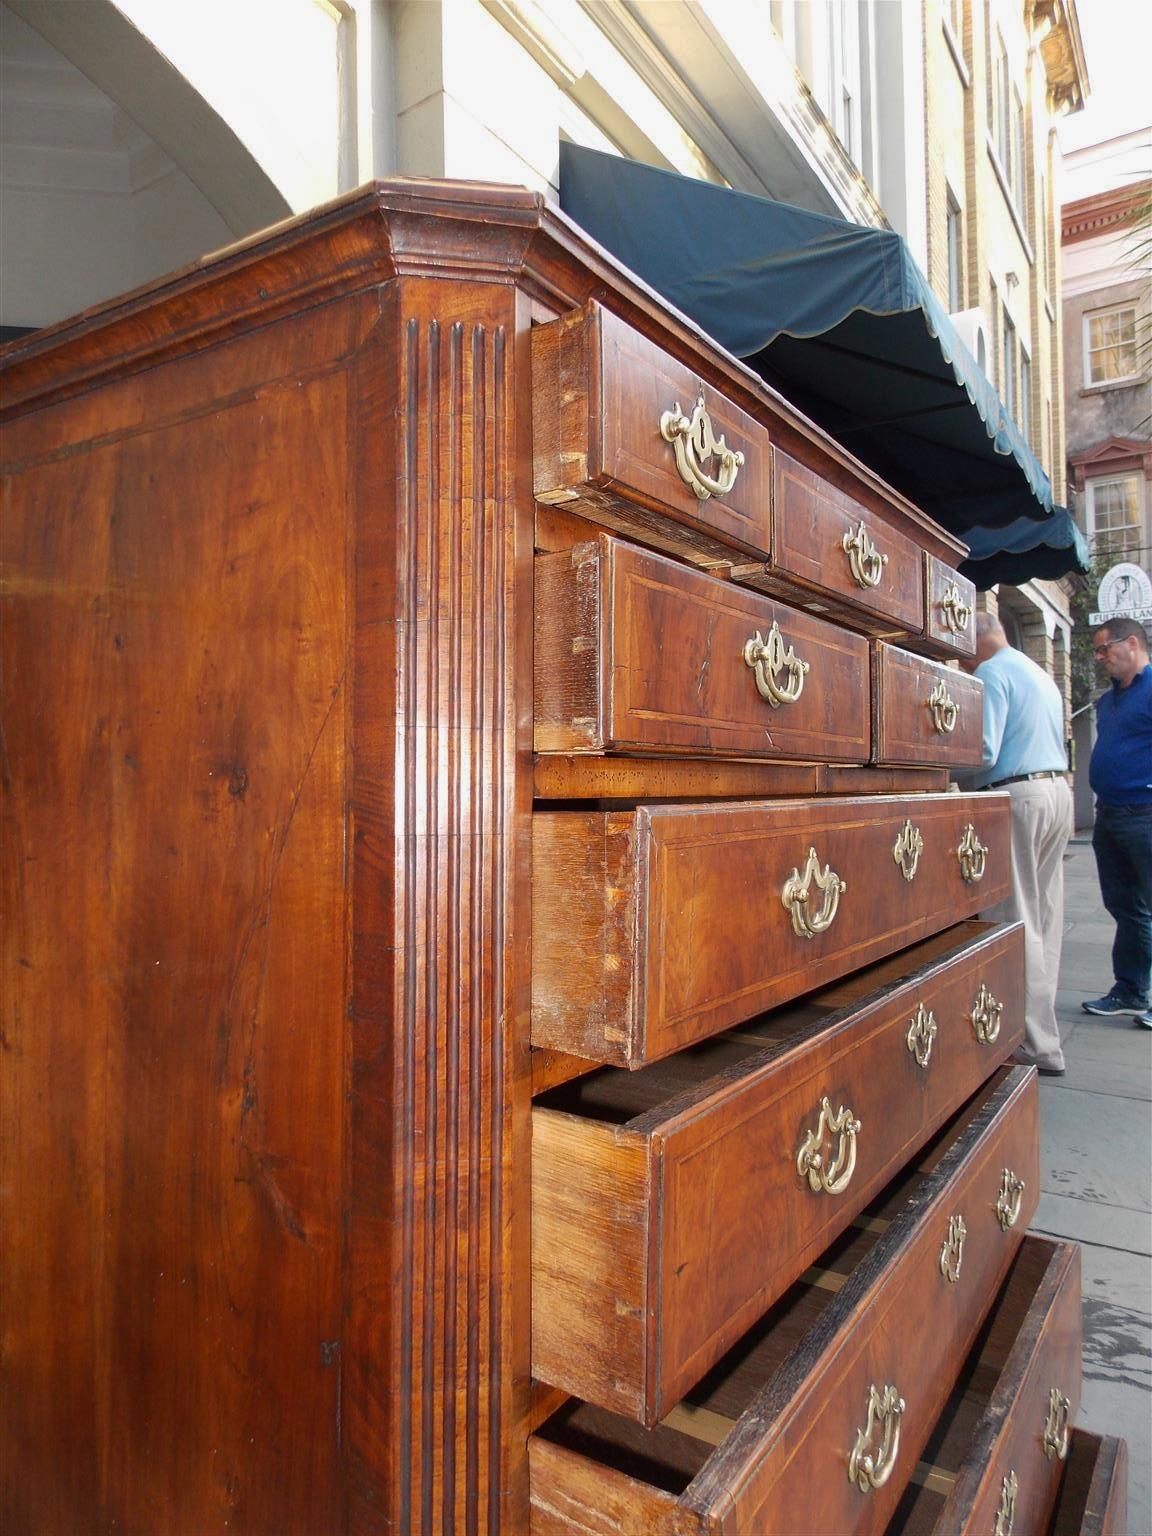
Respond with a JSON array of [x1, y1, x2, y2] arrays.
[[1077, 1242, 1152, 1316], [1031, 1191, 1152, 1255], [1039, 1087, 1152, 1211], [1077, 1300, 1152, 1536], [1048, 843, 1152, 1531]]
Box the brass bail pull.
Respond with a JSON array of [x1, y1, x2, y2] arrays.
[[906, 1003, 937, 1068], [848, 1383, 905, 1493], [1043, 1388, 1071, 1461], [781, 846, 846, 939], [957, 823, 987, 883], [893, 819, 924, 882], [797, 1096, 861, 1195], [939, 1212, 967, 1283], [743, 621, 810, 707], [842, 521, 888, 589], [660, 395, 744, 500], [996, 1168, 1026, 1231], [994, 1470, 1019, 1536], [941, 583, 972, 634], [928, 679, 959, 734], [970, 981, 1004, 1044]]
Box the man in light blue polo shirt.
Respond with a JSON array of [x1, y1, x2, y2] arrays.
[[964, 612, 1074, 1074]]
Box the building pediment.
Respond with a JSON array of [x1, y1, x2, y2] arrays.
[[1068, 436, 1152, 487]]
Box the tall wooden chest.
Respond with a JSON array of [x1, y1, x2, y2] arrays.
[[1, 182, 1122, 1534]]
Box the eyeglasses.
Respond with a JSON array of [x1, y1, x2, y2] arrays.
[[1093, 639, 1129, 657]]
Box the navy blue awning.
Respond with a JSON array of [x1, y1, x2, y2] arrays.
[[559, 144, 1058, 540], [959, 507, 1091, 589]]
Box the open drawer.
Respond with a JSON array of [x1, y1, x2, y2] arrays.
[[532, 792, 1011, 1066], [533, 920, 1024, 1423], [1049, 1433, 1128, 1535], [530, 1066, 1039, 1535], [534, 532, 871, 762], [886, 1236, 1082, 1536]]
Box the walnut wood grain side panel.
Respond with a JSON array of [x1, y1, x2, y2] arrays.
[[532, 793, 1011, 1066], [923, 555, 977, 660], [731, 449, 926, 635], [532, 302, 773, 566], [529, 1067, 1040, 1535], [1, 268, 534, 1535], [532, 922, 1024, 1424], [535, 534, 871, 759], [931, 1240, 1082, 1536], [1049, 1433, 1129, 1536], [873, 644, 984, 769], [1, 297, 365, 1535]]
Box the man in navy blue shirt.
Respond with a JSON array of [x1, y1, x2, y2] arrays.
[[1083, 617, 1152, 1028]]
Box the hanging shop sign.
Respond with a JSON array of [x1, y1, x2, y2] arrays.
[[1089, 561, 1152, 626]]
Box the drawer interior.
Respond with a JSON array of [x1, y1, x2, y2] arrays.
[[533, 1080, 997, 1492], [535, 920, 998, 1117], [885, 1239, 1065, 1535]]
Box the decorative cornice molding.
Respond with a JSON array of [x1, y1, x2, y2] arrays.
[[1062, 181, 1152, 245]]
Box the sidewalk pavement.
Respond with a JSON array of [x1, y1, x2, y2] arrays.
[[1030, 838, 1151, 1532]]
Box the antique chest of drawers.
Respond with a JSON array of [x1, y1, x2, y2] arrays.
[[1, 181, 1120, 1535]]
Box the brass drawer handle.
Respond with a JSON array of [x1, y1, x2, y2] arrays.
[[928, 679, 959, 735], [994, 1470, 1019, 1536], [659, 395, 744, 500], [940, 582, 972, 635], [957, 823, 987, 883], [842, 520, 889, 589], [939, 1212, 967, 1283], [781, 847, 846, 939], [893, 819, 924, 882], [970, 981, 1004, 1044], [996, 1168, 1026, 1231], [1043, 1388, 1072, 1461], [848, 1383, 905, 1493], [797, 1096, 861, 1196], [906, 1003, 937, 1068], [743, 621, 810, 707]]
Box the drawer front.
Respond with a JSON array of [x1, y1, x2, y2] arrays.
[[535, 534, 871, 760], [873, 644, 984, 769], [735, 450, 925, 633], [1049, 1432, 1128, 1536], [925, 555, 977, 659], [684, 1067, 1041, 1534], [532, 792, 1011, 1065], [533, 303, 773, 566], [532, 923, 1025, 1424], [936, 1239, 1083, 1536]]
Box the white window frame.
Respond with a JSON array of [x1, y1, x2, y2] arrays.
[[992, 32, 1010, 168], [1001, 303, 1016, 421], [1020, 347, 1031, 444], [946, 190, 964, 313], [1083, 304, 1140, 387], [1085, 473, 1143, 557]]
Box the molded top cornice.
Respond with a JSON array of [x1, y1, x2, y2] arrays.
[[0, 176, 964, 560]]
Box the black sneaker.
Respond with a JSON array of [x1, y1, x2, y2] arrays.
[[1082, 990, 1147, 1016]]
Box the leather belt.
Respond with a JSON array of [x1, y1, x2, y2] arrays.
[[981, 770, 1065, 789]]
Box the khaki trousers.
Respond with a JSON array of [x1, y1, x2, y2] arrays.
[[982, 777, 1075, 1071]]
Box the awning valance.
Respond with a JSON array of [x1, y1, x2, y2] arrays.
[[559, 145, 1057, 540], [959, 507, 1091, 590]]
